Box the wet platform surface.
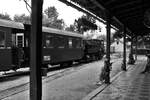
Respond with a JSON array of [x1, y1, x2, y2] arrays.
[[1, 55, 124, 100], [84, 56, 150, 100], [1, 55, 148, 100]]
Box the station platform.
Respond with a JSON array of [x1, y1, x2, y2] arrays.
[[83, 56, 149, 100], [1, 56, 148, 100]]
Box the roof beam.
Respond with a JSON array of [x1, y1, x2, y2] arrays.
[[58, 0, 105, 24], [59, 0, 120, 30], [90, 0, 105, 10], [105, 0, 117, 5], [89, 0, 124, 27], [123, 15, 143, 21], [111, 0, 141, 10], [115, 6, 143, 15], [118, 11, 142, 19]]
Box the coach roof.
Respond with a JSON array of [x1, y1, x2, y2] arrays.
[[43, 27, 83, 38], [0, 19, 24, 29]]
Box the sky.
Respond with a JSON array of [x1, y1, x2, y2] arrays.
[[0, 0, 83, 25], [0, 0, 115, 37]]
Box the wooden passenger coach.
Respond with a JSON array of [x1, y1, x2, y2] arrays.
[[42, 27, 84, 66], [24, 24, 84, 67], [0, 19, 104, 71], [0, 19, 24, 71]]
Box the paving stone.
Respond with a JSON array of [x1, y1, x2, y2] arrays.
[[140, 89, 149, 93], [126, 93, 135, 97], [88, 58, 150, 100], [123, 97, 135, 100], [139, 93, 149, 97], [138, 96, 150, 100]]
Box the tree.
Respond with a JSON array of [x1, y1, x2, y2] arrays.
[[43, 6, 65, 30], [97, 34, 106, 41], [44, 7, 58, 20], [13, 14, 31, 24], [65, 25, 76, 32], [113, 30, 122, 39], [74, 14, 97, 33], [0, 13, 11, 20]]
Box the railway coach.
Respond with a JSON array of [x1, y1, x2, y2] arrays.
[[0, 19, 24, 71], [0, 19, 104, 71], [0, 19, 84, 71], [23, 24, 84, 68]]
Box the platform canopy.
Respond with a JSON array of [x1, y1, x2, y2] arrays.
[[60, 0, 150, 37]]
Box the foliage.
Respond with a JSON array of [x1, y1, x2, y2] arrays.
[[13, 14, 31, 24], [43, 6, 65, 30], [97, 34, 106, 41], [0, 13, 11, 20], [113, 30, 122, 39], [44, 7, 58, 20], [74, 14, 97, 33], [97, 34, 116, 44], [65, 25, 76, 32], [84, 30, 95, 39]]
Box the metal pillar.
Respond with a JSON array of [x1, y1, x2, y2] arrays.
[[121, 27, 127, 71], [104, 12, 111, 84], [30, 0, 43, 100], [128, 36, 135, 64]]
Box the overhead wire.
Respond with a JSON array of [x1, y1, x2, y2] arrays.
[[22, 0, 31, 14]]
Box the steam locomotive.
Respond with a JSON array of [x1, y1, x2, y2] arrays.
[[0, 19, 104, 71]]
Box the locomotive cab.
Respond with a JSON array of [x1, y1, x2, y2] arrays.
[[83, 39, 104, 61]]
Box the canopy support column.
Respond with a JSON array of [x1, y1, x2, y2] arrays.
[[128, 36, 135, 64], [104, 12, 112, 84], [30, 0, 43, 100], [121, 27, 127, 71]]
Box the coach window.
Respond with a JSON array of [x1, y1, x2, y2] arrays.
[[68, 38, 72, 48], [76, 39, 81, 48], [57, 36, 65, 48], [0, 30, 5, 48], [45, 35, 53, 48], [12, 34, 16, 47]]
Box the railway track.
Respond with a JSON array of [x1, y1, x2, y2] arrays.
[[0, 59, 104, 99]]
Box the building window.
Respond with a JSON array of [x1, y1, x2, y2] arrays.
[[0, 30, 5, 48]]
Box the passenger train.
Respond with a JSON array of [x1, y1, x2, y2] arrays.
[[0, 19, 104, 71]]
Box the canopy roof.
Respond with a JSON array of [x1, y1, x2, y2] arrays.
[[61, 0, 150, 37]]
